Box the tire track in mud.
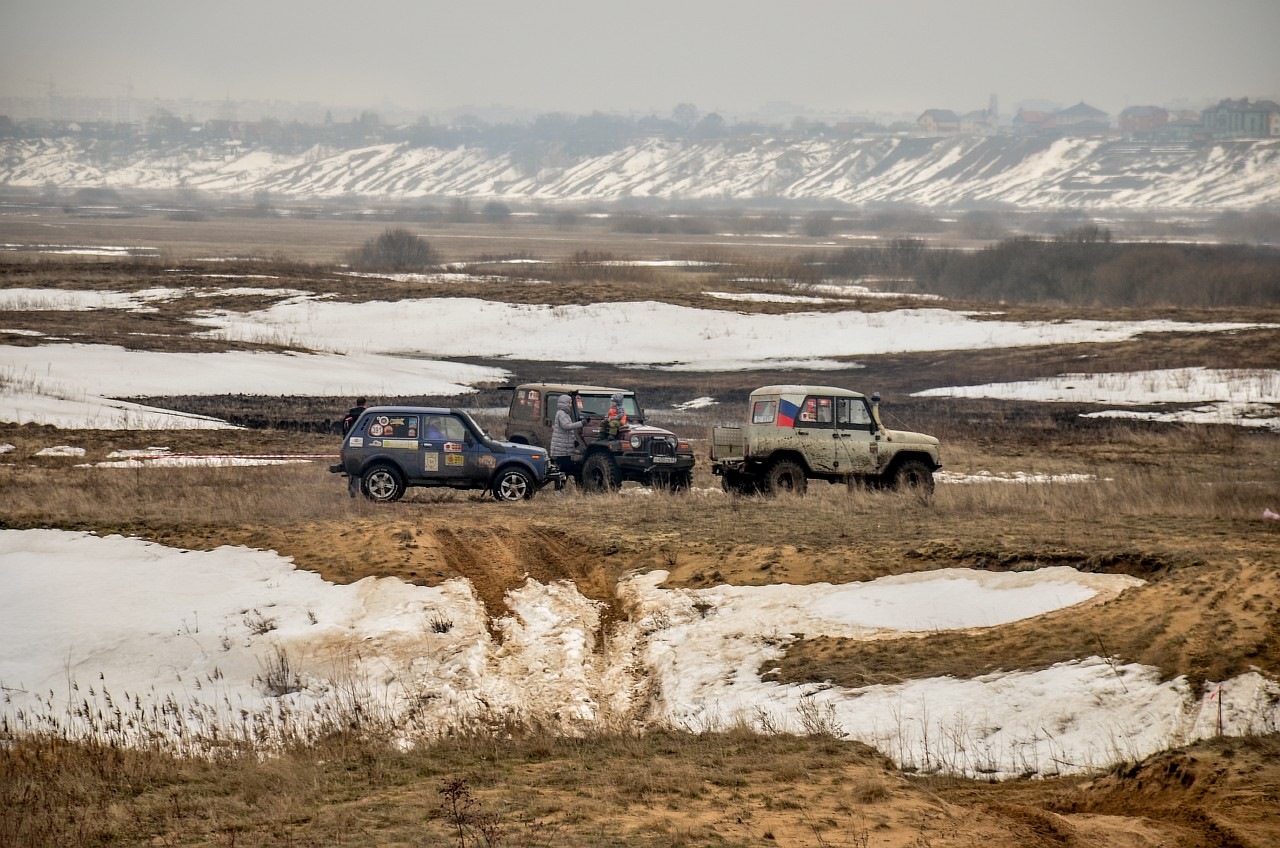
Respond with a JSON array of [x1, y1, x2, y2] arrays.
[[433, 524, 627, 639], [774, 549, 1280, 692], [159, 519, 629, 643]]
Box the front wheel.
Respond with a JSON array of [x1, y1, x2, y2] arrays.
[[361, 463, 405, 503], [492, 466, 535, 501], [580, 452, 621, 494], [764, 459, 808, 495], [654, 469, 691, 492], [890, 459, 935, 495]]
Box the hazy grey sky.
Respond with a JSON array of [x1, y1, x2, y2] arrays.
[[3, 0, 1278, 118]]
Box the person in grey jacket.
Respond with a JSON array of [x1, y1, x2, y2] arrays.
[[550, 394, 584, 477]]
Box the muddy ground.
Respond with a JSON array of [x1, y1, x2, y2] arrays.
[[2, 216, 1279, 845]]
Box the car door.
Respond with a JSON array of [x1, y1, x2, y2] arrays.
[[834, 397, 877, 473], [420, 414, 489, 483], [792, 395, 839, 473]]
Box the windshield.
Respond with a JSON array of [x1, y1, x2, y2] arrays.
[[577, 394, 640, 419]]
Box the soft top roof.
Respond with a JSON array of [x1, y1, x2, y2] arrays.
[[749, 385, 867, 399], [512, 382, 634, 395]]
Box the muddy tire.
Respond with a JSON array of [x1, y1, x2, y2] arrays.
[[764, 459, 808, 495], [492, 466, 535, 501], [720, 470, 758, 495], [361, 463, 405, 503], [891, 459, 935, 495], [581, 452, 621, 494]]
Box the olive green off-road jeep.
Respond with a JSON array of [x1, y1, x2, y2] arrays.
[[504, 382, 696, 492]]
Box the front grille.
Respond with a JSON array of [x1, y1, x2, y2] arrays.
[[649, 437, 676, 457]]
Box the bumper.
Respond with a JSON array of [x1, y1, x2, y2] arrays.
[[544, 463, 569, 490], [619, 453, 695, 472]]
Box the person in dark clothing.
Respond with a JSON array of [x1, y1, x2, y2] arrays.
[[342, 398, 367, 436], [342, 398, 367, 497]]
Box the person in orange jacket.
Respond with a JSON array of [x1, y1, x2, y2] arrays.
[[603, 392, 627, 439]]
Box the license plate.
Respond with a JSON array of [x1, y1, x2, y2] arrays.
[[652, 456, 677, 463]]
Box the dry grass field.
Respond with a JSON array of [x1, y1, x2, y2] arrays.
[[2, 207, 1279, 847]]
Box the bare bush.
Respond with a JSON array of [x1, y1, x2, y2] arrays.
[[346, 227, 439, 272]]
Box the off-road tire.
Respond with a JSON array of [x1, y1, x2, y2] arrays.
[[720, 469, 758, 495], [654, 469, 692, 492], [891, 459, 935, 495], [361, 463, 406, 503], [764, 459, 808, 495], [581, 452, 622, 494], [492, 466, 535, 501]]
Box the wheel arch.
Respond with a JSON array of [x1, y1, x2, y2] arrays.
[[357, 454, 408, 478], [881, 450, 939, 477], [758, 449, 812, 476], [494, 458, 538, 482]]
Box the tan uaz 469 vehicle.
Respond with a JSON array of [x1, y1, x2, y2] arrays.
[[711, 384, 941, 495]]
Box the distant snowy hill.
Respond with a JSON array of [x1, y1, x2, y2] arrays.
[[4, 135, 1279, 209]]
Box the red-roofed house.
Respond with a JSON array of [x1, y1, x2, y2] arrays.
[[1119, 105, 1168, 134], [1012, 108, 1055, 134]]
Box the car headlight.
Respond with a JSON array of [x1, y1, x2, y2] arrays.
[[629, 435, 643, 450]]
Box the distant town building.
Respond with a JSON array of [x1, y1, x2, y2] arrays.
[[1156, 110, 1206, 141], [1054, 102, 1111, 133], [960, 108, 999, 135], [1012, 108, 1055, 134], [1201, 97, 1280, 138], [917, 109, 960, 134], [1119, 105, 1168, 135]]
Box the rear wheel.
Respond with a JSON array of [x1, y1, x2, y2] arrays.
[[720, 469, 759, 495], [492, 466, 535, 501], [361, 463, 405, 503], [891, 459, 935, 495], [764, 459, 808, 495], [581, 452, 621, 494]]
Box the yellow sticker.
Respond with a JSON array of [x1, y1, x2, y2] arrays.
[[381, 438, 418, 450], [445, 454, 465, 467]]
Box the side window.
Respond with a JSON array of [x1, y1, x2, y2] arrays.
[[799, 396, 834, 428], [440, 415, 469, 441], [367, 415, 419, 439], [513, 389, 540, 421], [837, 398, 872, 430], [423, 415, 469, 441], [751, 400, 777, 424], [546, 393, 565, 423]]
